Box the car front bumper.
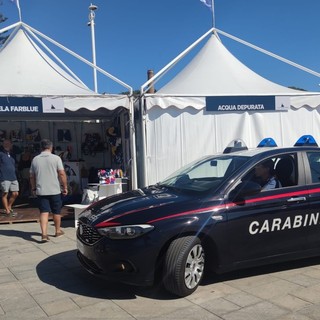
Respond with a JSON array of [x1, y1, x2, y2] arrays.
[[76, 231, 161, 287]]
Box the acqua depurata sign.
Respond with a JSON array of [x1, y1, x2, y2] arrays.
[[0, 97, 65, 114], [205, 96, 290, 112]]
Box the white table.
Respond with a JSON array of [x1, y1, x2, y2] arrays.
[[98, 183, 122, 199], [67, 182, 123, 228], [65, 204, 89, 228]]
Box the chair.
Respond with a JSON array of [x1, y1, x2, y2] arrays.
[[275, 157, 295, 187], [308, 156, 320, 183]]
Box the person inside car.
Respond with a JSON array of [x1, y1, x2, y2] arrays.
[[254, 159, 281, 191]]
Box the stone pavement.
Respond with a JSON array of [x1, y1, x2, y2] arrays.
[[1, 220, 320, 320]]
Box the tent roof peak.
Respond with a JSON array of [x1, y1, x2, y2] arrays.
[[141, 28, 320, 97], [0, 22, 133, 95]]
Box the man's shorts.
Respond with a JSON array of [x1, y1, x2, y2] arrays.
[[0, 180, 19, 193], [37, 194, 62, 214]]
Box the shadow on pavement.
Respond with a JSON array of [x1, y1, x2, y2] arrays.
[[0, 229, 43, 243], [36, 249, 174, 300], [0, 218, 75, 243], [36, 248, 320, 301]]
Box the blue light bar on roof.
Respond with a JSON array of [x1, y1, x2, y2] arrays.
[[257, 137, 277, 148], [294, 135, 318, 147]]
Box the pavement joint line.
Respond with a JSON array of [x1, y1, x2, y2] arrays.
[[110, 299, 140, 320]]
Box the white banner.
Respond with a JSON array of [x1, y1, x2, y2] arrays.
[[42, 97, 65, 113]]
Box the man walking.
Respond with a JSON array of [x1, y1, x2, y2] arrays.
[[30, 139, 68, 242], [0, 139, 19, 217]]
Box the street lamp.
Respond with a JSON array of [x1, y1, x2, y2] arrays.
[[88, 3, 98, 93]]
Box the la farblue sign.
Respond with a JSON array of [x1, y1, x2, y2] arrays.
[[0, 97, 65, 114], [0, 97, 42, 113], [205, 96, 290, 112]]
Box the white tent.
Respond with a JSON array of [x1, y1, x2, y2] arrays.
[[138, 29, 320, 187], [0, 28, 93, 96], [0, 22, 137, 188], [0, 22, 133, 111]]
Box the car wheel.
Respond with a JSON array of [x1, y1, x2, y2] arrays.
[[163, 236, 205, 297]]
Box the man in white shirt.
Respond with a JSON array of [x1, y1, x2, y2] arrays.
[[30, 139, 68, 242]]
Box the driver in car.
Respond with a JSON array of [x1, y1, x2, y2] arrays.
[[254, 159, 281, 191]]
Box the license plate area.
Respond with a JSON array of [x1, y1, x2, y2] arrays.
[[77, 240, 86, 255]]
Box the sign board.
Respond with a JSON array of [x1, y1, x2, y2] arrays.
[[205, 96, 290, 112], [0, 97, 65, 114]]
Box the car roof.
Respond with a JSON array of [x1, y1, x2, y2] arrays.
[[219, 135, 320, 158], [216, 146, 320, 158]]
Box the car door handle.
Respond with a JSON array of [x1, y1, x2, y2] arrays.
[[287, 197, 307, 203]]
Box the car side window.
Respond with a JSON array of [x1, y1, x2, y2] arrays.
[[307, 152, 320, 183], [274, 155, 297, 188], [241, 154, 297, 190]]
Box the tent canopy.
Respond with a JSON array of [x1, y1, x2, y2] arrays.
[[0, 27, 94, 96], [0, 22, 133, 112], [143, 30, 320, 110], [158, 34, 302, 96]]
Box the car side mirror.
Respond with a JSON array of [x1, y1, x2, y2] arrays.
[[175, 174, 191, 186], [229, 181, 261, 202]]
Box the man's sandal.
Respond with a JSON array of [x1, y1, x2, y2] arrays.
[[9, 210, 17, 217], [55, 230, 65, 238], [41, 235, 50, 242]]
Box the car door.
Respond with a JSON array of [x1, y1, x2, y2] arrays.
[[225, 152, 311, 267], [303, 151, 320, 251]]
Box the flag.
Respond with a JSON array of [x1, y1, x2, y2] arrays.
[[199, 0, 212, 9], [9, 0, 21, 21]]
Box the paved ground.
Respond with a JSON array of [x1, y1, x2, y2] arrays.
[[1, 220, 320, 320]]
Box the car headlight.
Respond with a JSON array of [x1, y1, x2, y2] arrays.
[[97, 224, 154, 239]]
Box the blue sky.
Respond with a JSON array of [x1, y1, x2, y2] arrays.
[[1, 0, 320, 94]]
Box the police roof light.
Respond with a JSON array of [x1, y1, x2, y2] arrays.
[[223, 139, 248, 154], [294, 135, 318, 147], [257, 137, 277, 148]]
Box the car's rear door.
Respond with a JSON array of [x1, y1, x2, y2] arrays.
[[225, 152, 311, 266], [302, 151, 320, 252]]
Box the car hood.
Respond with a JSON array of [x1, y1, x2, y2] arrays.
[[79, 185, 210, 227]]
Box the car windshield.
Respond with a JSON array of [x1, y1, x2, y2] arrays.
[[158, 155, 251, 192]]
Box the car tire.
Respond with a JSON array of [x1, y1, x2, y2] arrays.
[[163, 236, 205, 297]]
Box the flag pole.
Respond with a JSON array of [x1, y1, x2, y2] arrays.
[[88, 3, 98, 93], [211, 0, 215, 29], [14, 0, 22, 21]]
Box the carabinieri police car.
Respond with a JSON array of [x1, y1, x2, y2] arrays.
[[76, 135, 320, 297]]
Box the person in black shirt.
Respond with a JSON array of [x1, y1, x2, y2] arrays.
[[18, 146, 32, 197], [0, 140, 19, 216]]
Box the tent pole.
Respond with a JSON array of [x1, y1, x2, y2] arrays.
[[0, 22, 21, 35], [136, 95, 147, 188], [217, 28, 320, 79], [26, 28, 86, 86], [129, 96, 138, 189], [23, 22, 132, 94], [141, 27, 214, 94]]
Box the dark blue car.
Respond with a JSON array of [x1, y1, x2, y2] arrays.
[[77, 135, 320, 297]]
